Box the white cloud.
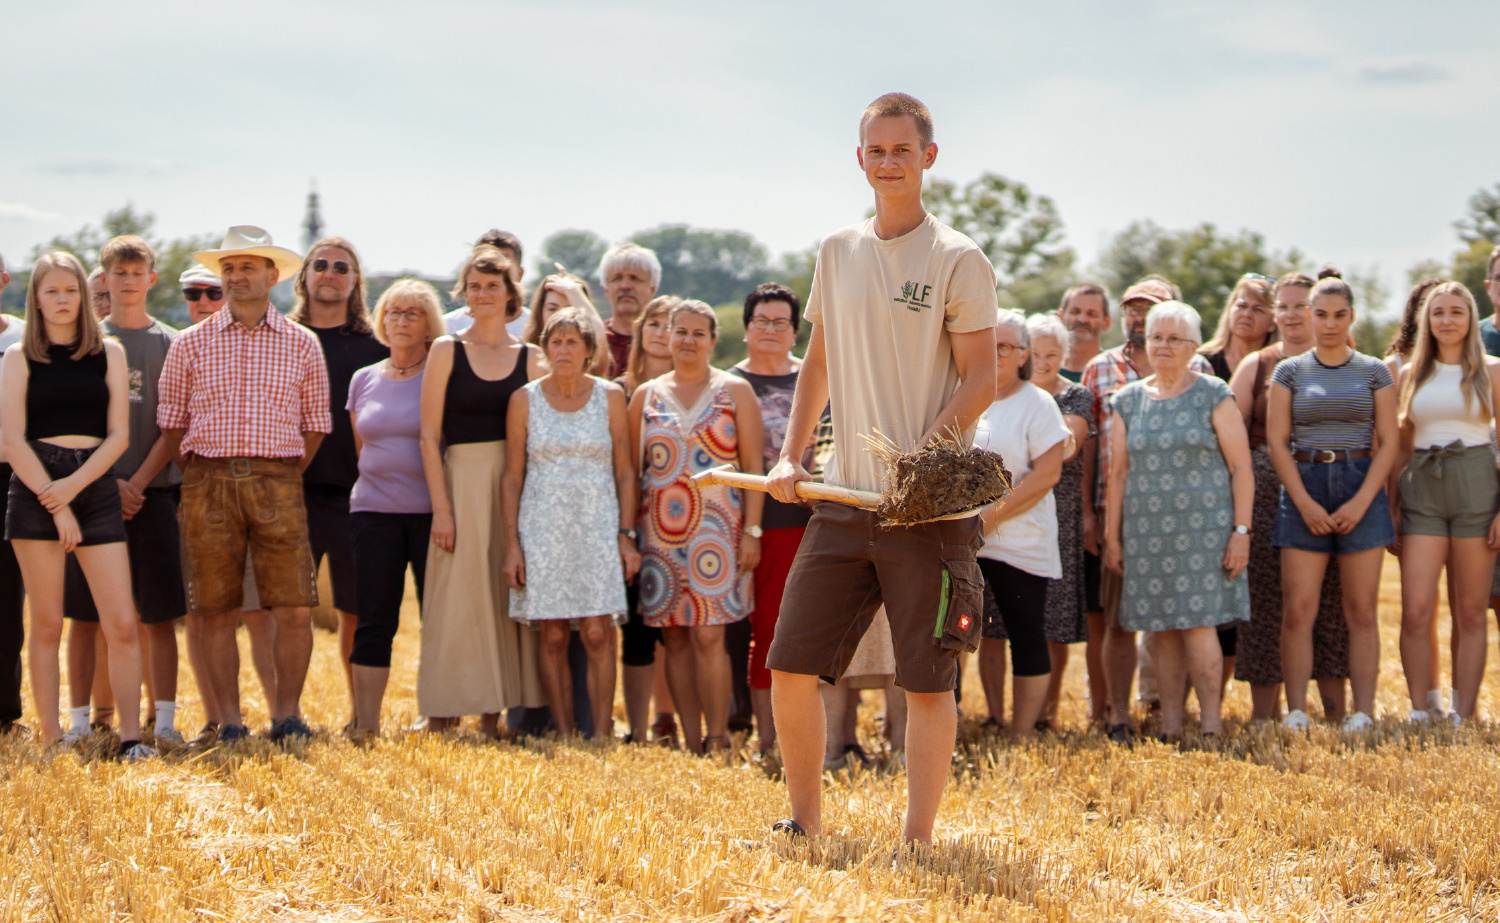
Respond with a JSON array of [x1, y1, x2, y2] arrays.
[[0, 202, 68, 223]]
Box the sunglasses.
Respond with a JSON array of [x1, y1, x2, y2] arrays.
[[311, 258, 352, 275], [182, 287, 224, 302], [1241, 273, 1274, 283]]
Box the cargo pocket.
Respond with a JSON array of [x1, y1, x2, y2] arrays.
[[933, 558, 984, 653]]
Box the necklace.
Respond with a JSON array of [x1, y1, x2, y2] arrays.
[[390, 355, 426, 373]]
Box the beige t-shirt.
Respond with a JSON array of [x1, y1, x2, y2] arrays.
[[806, 214, 998, 493]]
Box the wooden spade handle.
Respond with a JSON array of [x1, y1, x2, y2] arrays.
[[690, 465, 883, 511]]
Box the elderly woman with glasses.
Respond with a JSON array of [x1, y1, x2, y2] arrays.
[[346, 279, 448, 736], [1104, 301, 1253, 740], [973, 309, 1073, 742]]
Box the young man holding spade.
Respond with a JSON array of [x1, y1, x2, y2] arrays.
[[765, 93, 998, 846]]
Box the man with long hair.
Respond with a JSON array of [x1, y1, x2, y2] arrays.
[[289, 237, 388, 728]]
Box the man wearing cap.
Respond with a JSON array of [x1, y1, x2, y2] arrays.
[[1081, 277, 1211, 742], [158, 225, 331, 744], [180, 265, 225, 325], [0, 251, 26, 735]]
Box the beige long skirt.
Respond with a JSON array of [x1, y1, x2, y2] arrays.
[[417, 441, 543, 717]]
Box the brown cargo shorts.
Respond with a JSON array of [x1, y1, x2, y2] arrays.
[[178, 455, 318, 616], [765, 502, 984, 694]]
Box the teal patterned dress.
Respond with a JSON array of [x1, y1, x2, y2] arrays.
[[1115, 374, 1249, 632]]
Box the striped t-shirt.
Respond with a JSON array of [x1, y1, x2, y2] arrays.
[[1270, 350, 1393, 451]]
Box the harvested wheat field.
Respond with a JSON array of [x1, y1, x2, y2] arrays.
[[4, 560, 1500, 922]]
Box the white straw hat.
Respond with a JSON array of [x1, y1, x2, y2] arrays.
[[193, 225, 302, 279]]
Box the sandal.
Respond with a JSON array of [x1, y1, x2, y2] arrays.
[[771, 818, 807, 837], [702, 735, 731, 755]]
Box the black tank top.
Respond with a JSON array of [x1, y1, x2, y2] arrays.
[[441, 340, 529, 445], [26, 344, 109, 440]]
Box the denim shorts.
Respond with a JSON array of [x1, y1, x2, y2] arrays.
[[4, 441, 127, 546], [1271, 456, 1395, 555]]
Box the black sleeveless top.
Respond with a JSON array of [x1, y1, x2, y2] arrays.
[[441, 341, 528, 445], [27, 344, 109, 440]]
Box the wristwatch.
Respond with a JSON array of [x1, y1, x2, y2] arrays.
[[744, 525, 764, 539], [618, 528, 638, 541], [1233, 524, 1249, 536]]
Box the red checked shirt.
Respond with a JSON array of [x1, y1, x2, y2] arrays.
[[1082, 344, 1211, 511], [157, 307, 332, 458]]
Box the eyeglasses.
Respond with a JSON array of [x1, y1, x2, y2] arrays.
[[384, 309, 427, 323], [995, 343, 1027, 356], [182, 287, 224, 302], [311, 258, 351, 275], [747, 317, 794, 332], [1147, 334, 1194, 350]]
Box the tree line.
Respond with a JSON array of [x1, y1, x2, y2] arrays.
[[5, 179, 1498, 362]]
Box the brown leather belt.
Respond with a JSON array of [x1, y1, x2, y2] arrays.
[[1292, 449, 1372, 463]]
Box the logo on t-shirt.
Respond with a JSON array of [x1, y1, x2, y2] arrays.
[[894, 280, 934, 312], [128, 367, 143, 403]]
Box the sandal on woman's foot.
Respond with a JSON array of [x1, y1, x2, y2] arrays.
[[651, 716, 679, 748], [771, 818, 807, 837], [703, 735, 731, 755], [1106, 723, 1134, 745]]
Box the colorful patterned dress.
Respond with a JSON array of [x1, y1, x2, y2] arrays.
[[638, 372, 752, 627]]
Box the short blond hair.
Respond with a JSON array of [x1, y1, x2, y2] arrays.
[[372, 278, 445, 346], [859, 92, 933, 149]]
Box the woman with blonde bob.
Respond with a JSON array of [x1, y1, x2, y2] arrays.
[[0, 252, 149, 758], [1389, 281, 1500, 723], [522, 272, 611, 377], [347, 279, 446, 735]]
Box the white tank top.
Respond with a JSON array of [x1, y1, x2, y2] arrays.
[[1409, 362, 1493, 448]]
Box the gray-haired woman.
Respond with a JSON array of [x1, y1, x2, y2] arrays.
[[1104, 301, 1253, 739], [1026, 312, 1097, 730]]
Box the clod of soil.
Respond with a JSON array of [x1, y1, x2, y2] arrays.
[[863, 430, 1011, 525]]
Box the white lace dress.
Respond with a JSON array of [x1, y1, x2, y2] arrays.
[[510, 378, 628, 623]]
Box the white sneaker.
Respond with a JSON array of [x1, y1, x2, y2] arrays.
[[1409, 709, 1431, 723], [1426, 689, 1445, 713], [154, 727, 186, 749], [62, 726, 89, 745], [1282, 709, 1311, 730], [1342, 711, 1374, 732], [1449, 712, 1463, 728], [119, 742, 157, 763]]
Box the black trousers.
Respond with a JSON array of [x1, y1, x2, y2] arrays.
[[0, 465, 25, 724], [348, 512, 431, 669]]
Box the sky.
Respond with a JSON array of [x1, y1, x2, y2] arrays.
[[3, 0, 1497, 314]]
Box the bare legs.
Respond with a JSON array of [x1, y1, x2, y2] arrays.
[[661, 625, 730, 752], [1103, 624, 1137, 727], [1152, 627, 1223, 736], [1282, 547, 1383, 719], [1400, 535, 1491, 719]]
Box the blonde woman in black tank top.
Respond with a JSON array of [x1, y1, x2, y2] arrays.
[[0, 252, 151, 758], [416, 247, 546, 737]]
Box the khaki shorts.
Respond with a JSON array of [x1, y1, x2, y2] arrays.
[[764, 502, 984, 694], [179, 455, 318, 616], [1399, 443, 1500, 539]]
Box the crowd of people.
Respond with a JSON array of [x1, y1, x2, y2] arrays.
[[2, 203, 1500, 765]]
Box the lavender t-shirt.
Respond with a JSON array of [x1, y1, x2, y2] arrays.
[[347, 365, 430, 514]]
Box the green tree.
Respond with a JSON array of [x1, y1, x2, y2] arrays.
[[26, 204, 218, 327], [537, 229, 608, 296], [1456, 183, 1500, 245], [921, 173, 1076, 314], [630, 224, 771, 307], [1095, 221, 1303, 334], [1452, 238, 1495, 317]]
